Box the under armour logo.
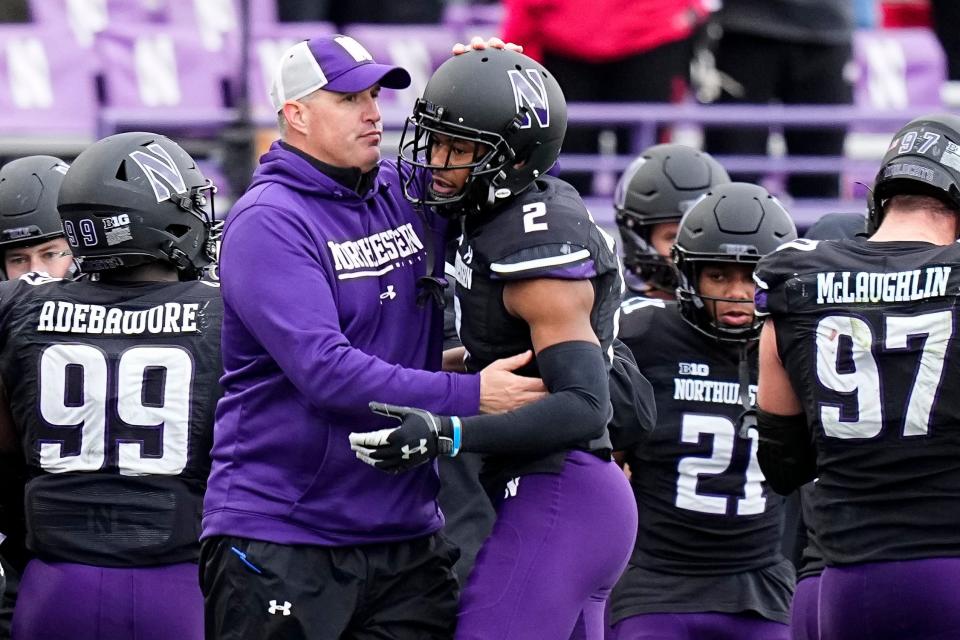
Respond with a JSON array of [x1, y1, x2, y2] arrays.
[[401, 439, 428, 459], [268, 600, 292, 616], [504, 476, 521, 499], [380, 285, 397, 300]]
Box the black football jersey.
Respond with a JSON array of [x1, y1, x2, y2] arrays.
[[755, 238, 960, 566], [450, 176, 623, 487], [0, 274, 223, 566], [618, 298, 786, 574], [612, 298, 793, 621]]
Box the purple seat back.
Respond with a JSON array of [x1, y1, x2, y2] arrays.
[[96, 23, 232, 135], [852, 28, 945, 111], [443, 4, 504, 40], [0, 25, 97, 138], [30, 0, 169, 48], [165, 0, 240, 56]]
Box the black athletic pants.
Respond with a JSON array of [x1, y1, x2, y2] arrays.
[[703, 32, 853, 198], [201, 533, 459, 640]]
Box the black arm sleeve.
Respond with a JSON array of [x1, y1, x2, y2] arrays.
[[608, 338, 657, 450], [459, 341, 611, 454], [756, 407, 817, 496]]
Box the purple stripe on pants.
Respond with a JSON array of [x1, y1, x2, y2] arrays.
[[790, 576, 820, 640], [456, 451, 637, 640], [819, 557, 960, 640], [610, 612, 790, 640], [12, 558, 202, 640]]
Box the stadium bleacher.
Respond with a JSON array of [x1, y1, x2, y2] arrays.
[[0, 0, 952, 230]]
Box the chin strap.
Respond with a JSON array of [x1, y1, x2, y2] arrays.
[[413, 205, 448, 310], [736, 342, 757, 438]]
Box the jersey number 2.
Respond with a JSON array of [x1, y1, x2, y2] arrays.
[[38, 344, 192, 476], [522, 202, 548, 233]]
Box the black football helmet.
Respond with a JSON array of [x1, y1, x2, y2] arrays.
[[0, 155, 69, 251], [398, 48, 567, 215], [614, 144, 730, 295], [57, 132, 218, 277], [870, 112, 960, 233], [673, 182, 797, 342]]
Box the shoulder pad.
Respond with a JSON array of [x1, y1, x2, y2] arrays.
[[471, 182, 614, 281], [618, 297, 672, 342]]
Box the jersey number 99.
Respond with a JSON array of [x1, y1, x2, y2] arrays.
[[38, 343, 192, 476]]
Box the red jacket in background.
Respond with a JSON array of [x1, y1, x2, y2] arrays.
[[502, 0, 712, 63]]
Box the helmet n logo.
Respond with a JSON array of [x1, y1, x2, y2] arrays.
[[508, 69, 549, 129], [128, 144, 187, 204]]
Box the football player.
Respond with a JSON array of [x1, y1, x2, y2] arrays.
[[0, 156, 74, 280], [349, 48, 640, 640], [0, 132, 221, 640], [788, 212, 865, 640], [0, 155, 73, 639], [755, 113, 960, 639], [614, 144, 730, 300], [611, 182, 797, 639]]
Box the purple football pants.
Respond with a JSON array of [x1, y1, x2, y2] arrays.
[[790, 576, 820, 640], [610, 612, 790, 640], [12, 558, 203, 640], [819, 557, 960, 640], [456, 451, 637, 640]]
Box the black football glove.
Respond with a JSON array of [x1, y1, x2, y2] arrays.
[[348, 402, 455, 473]]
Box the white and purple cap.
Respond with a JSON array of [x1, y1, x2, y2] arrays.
[[270, 34, 411, 112]]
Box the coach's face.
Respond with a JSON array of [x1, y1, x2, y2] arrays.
[[285, 84, 384, 173]]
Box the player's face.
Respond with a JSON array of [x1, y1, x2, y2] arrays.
[[697, 263, 755, 327], [298, 85, 383, 173], [649, 221, 679, 258], [4, 237, 73, 279], [428, 133, 485, 197]]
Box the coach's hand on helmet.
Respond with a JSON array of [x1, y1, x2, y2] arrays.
[[452, 36, 523, 55]]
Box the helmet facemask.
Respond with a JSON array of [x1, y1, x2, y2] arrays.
[[399, 99, 517, 217], [164, 178, 220, 278], [673, 250, 761, 343], [617, 213, 679, 294]]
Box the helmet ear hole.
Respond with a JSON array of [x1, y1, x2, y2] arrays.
[[165, 224, 191, 238]]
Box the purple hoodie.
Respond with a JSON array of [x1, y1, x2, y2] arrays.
[[202, 142, 480, 546]]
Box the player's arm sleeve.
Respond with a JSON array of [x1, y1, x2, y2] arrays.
[[607, 338, 656, 450], [220, 204, 480, 418], [756, 408, 817, 495], [459, 339, 610, 453]]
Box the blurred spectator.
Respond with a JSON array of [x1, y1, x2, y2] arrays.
[[930, 1, 960, 84], [703, 0, 854, 199], [277, 0, 443, 25], [502, 0, 712, 195], [855, 0, 879, 26], [276, 0, 331, 22], [0, 1, 28, 22], [880, 0, 930, 26]]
